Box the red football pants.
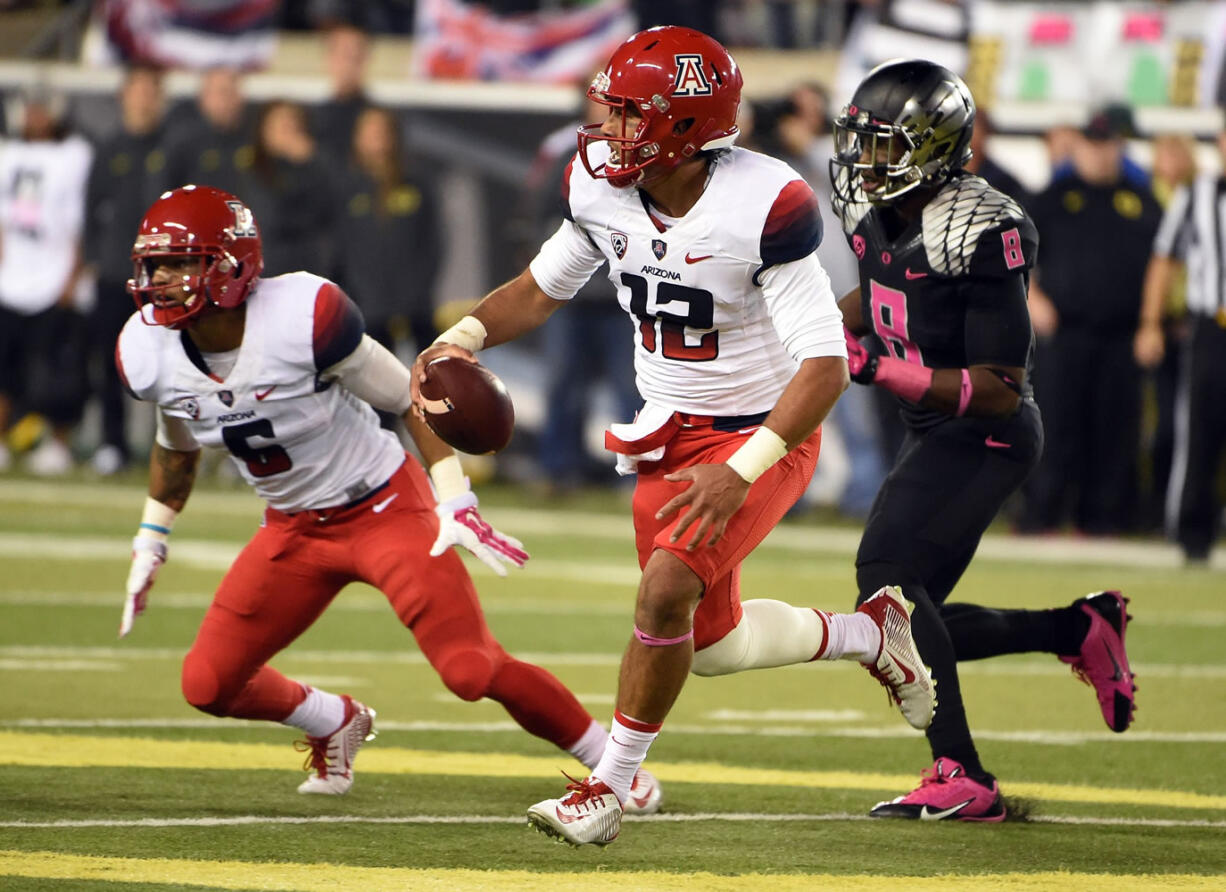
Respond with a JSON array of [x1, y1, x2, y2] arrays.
[[631, 419, 821, 651], [180, 456, 591, 749]]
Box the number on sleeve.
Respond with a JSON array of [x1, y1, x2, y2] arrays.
[[1001, 227, 1025, 270], [221, 419, 292, 478], [868, 279, 923, 365]]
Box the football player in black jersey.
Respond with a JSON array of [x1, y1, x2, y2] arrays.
[[831, 60, 1138, 821]]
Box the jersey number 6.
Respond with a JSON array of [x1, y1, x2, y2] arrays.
[[222, 419, 293, 478], [622, 272, 719, 362]]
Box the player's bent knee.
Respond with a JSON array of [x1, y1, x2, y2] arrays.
[[181, 652, 230, 716], [637, 553, 703, 630], [436, 648, 498, 702]]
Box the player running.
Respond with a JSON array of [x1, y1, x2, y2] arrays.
[[412, 26, 934, 846], [831, 59, 1137, 821], [115, 184, 662, 807]]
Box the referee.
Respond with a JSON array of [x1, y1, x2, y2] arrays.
[[1136, 128, 1226, 564]]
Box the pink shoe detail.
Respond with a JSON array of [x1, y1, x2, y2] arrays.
[[1060, 591, 1136, 733], [871, 758, 1005, 822]]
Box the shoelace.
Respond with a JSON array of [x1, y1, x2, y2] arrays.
[[866, 664, 903, 707], [294, 736, 331, 777], [559, 771, 604, 808]]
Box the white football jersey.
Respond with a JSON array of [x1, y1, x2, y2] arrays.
[[117, 272, 405, 512], [529, 146, 844, 417]]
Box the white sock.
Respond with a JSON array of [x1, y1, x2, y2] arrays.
[[282, 686, 346, 737], [818, 610, 882, 663], [592, 715, 658, 805], [567, 719, 607, 771]]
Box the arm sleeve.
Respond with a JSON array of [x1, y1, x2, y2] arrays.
[[759, 253, 847, 361], [963, 273, 1033, 368], [527, 219, 607, 300], [322, 334, 415, 414], [1152, 184, 1191, 259], [155, 408, 200, 452]]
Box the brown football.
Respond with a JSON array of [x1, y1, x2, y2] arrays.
[[420, 356, 515, 455]]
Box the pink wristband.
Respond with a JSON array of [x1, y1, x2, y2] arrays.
[[874, 356, 933, 404], [955, 369, 973, 417], [634, 626, 694, 647]]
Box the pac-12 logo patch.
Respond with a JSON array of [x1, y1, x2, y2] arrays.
[[179, 396, 200, 420], [652, 238, 667, 260], [673, 54, 713, 97], [611, 231, 628, 259]]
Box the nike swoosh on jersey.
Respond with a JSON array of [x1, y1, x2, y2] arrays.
[[919, 799, 974, 820], [985, 436, 1011, 449], [904, 269, 928, 280], [255, 385, 277, 400], [685, 253, 713, 264], [372, 493, 399, 513]]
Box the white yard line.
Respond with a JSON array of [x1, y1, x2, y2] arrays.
[[1, 811, 1222, 830], [4, 716, 1225, 744]]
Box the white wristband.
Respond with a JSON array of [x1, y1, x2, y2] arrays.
[[725, 426, 788, 484], [429, 455, 470, 503], [138, 496, 178, 542], [433, 315, 487, 353]]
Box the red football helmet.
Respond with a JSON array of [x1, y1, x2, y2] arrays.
[[578, 26, 742, 188], [128, 184, 263, 328]]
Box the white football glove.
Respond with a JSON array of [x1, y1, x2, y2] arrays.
[[120, 535, 168, 637], [430, 490, 528, 576]]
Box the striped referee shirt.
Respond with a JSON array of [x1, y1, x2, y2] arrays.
[[1153, 174, 1226, 317]]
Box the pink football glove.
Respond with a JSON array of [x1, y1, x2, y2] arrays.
[[120, 535, 167, 637], [844, 327, 879, 384], [431, 491, 529, 576]]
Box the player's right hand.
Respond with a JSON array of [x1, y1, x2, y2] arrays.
[[120, 535, 168, 638], [844, 327, 879, 384], [410, 343, 476, 418]]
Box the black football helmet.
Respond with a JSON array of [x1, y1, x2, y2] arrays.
[[831, 59, 975, 206]]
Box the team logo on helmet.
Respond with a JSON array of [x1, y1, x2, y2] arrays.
[[178, 396, 200, 420], [611, 231, 628, 259], [226, 200, 258, 238], [218, 390, 234, 407], [652, 238, 667, 260], [673, 54, 712, 97]]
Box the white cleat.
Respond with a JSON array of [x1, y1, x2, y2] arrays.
[[527, 774, 623, 846], [295, 696, 376, 794], [623, 767, 663, 815], [857, 586, 936, 730]]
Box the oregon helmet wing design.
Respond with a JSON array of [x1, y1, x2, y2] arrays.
[[831, 59, 975, 206], [128, 184, 263, 329], [578, 25, 742, 188]]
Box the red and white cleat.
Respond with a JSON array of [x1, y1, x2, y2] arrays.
[[295, 695, 376, 795], [527, 774, 623, 846], [623, 767, 663, 815], [857, 586, 936, 730]]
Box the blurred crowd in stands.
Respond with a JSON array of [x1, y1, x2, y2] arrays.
[[0, 1, 1222, 560]]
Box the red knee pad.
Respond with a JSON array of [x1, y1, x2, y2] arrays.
[[436, 647, 504, 702], [181, 650, 229, 716]]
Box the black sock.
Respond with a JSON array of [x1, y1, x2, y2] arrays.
[[941, 603, 1090, 660]]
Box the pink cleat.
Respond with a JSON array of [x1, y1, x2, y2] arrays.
[[1061, 591, 1137, 733], [871, 758, 1005, 822]]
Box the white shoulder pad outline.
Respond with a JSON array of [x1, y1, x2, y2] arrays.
[[922, 176, 1026, 277]]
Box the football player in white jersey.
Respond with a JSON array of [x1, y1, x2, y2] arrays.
[[115, 184, 663, 804], [411, 26, 935, 846]]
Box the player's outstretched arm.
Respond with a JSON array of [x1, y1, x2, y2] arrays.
[[410, 269, 564, 415], [406, 412, 529, 577], [120, 438, 200, 637]]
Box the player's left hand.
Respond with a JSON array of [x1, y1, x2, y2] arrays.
[[844, 327, 879, 384], [657, 463, 750, 551], [431, 491, 529, 576]]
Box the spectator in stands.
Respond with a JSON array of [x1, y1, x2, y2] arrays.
[[965, 108, 1031, 208], [1020, 106, 1163, 535], [84, 66, 168, 476], [160, 67, 253, 197], [244, 100, 336, 277], [516, 88, 639, 495], [310, 24, 374, 164], [334, 105, 440, 355], [0, 87, 93, 475]]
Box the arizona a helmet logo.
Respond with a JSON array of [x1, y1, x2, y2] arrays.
[[611, 231, 628, 259], [673, 54, 712, 97]]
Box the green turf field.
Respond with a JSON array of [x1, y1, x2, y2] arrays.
[[1, 474, 1223, 890]]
